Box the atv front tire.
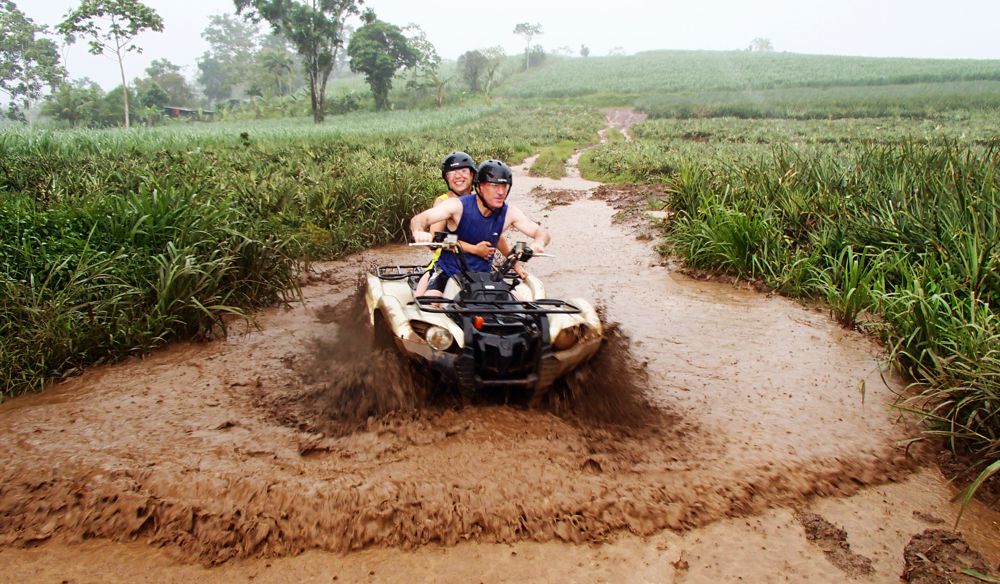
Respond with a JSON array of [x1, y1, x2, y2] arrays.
[[372, 310, 395, 351]]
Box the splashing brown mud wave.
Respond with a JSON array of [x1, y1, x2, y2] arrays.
[[267, 286, 659, 438], [542, 318, 658, 428]]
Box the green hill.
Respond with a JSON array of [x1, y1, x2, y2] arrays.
[[499, 50, 1000, 99], [494, 51, 1000, 119]]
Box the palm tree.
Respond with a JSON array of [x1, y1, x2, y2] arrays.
[[257, 47, 295, 96]]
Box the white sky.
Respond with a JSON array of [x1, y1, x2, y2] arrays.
[[22, 0, 1000, 90]]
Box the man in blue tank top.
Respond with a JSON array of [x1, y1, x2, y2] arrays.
[[410, 159, 550, 296]]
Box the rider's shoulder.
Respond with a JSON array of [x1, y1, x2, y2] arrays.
[[442, 196, 465, 213], [504, 201, 527, 217]]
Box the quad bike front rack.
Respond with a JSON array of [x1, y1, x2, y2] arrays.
[[374, 265, 427, 281], [412, 296, 581, 315]]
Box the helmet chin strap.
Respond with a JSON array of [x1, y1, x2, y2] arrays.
[[477, 190, 495, 213]]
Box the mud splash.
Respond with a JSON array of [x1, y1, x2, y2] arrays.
[[287, 284, 434, 436], [272, 283, 658, 437], [0, 251, 928, 566], [541, 320, 658, 427]]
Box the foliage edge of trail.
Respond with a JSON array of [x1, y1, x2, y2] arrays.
[[650, 139, 1000, 502]]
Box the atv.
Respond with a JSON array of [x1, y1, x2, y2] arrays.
[[364, 234, 603, 400]]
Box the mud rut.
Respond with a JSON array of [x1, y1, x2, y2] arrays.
[[2, 110, 999, 582]]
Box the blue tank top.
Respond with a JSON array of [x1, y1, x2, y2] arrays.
[[437, 194, 508, 276]]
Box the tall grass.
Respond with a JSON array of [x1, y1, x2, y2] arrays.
[[669, 198, 789, 282], [649, 139, 1000, 497], [634, 81, 1000, 120], [0, 188, 298, 394]]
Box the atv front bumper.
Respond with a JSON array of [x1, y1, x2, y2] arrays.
[[396, 335, 602, 394]]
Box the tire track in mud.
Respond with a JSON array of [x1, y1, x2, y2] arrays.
[[0, 113, 935, 564]]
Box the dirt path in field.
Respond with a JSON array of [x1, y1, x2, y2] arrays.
[[1, 109, 998, 583]]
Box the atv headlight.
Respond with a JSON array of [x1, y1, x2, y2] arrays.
[[425, 325, 454, 351], [553, 325, 587, 351]]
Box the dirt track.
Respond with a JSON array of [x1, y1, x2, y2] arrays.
[[1, 111, 998, 582]]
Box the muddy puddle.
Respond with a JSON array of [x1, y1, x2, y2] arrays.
[[1, 111, 998, 582]]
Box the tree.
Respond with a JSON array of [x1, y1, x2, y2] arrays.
[[403, 24, 447, 107], [57, 0, 163, 129], [512, 22, 541, 71], [196, 13, 259, 102], [141, 58, 193, 105], [527, 44, 545, 68], [197, 55, 230, 102], [41, 78, 103, 127], [248, 32, 303, 98], [457, 49, 486, 93], [235, 0, 363, 123], [0, 1, 66, 125], [749, 37, 774, 52], [136, 79, 167, 107], [481, 46, 506, 97], [100, 84, 136, 126], [256, 45, 295, 97], [580, 44, 590, 58], [346, 10, 417, 111]]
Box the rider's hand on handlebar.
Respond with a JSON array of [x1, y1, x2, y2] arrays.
[[413, 230, 432, 243], [530, 242, 545, 255], [469, 241, 495, 261]]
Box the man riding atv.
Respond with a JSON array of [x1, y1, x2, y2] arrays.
[[369, 158, 600, 398], [410, 158, 549, 297], [415, 152, 525, 296]]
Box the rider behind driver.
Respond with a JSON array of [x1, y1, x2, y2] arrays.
[[415, 152, 523, 296], [411, 159, 550, 297]]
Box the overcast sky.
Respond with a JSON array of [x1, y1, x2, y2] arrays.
[[22, 0, 1000, 90]]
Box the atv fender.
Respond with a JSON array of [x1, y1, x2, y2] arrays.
[[567, 298, 602, 333], [373, 295, 412, 342], [364, 274, 384, 325], [547, 298, 602, 340], [519, 273, 545, 301]]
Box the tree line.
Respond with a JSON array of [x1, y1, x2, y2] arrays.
[[1, 0, 557, 128]]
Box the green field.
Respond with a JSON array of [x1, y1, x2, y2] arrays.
[[3, 50, 999, 481], [500, 51, 1000, 99]]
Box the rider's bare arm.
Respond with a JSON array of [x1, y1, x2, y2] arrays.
[[427, 196, 451, 235], [505, 204, 550, 254], [496, 236, 528, 278], [426, 198, 492, 259], [411, 198, 463, 242], [496, 237, 512, 256]]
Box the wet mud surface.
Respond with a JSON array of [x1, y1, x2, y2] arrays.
[[902, 530, 994, 583], [1, 110, 999, 581], [796, 512, 875, 577]]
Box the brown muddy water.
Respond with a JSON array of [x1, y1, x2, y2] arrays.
[[1, 115, 998, 582]]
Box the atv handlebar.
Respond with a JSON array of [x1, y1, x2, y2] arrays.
[[493, 241, 552, 282], [408, 233, 460, 250], [410, 234, 550, 283]]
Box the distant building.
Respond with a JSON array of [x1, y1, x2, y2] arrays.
[[163, 106, 215, 119]]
